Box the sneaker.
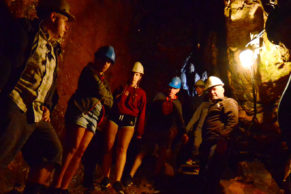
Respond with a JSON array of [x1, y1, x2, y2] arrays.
[[7, 183, 22, 194], [186, 159, 193, 165], [100, 177, 111, 190], [113, 181, 125, 194], [7, 189, 22, 194], [186, 158, 200, 166], [123, 175, 133, 187], [153, 188, 161, 194], [152, 183, 161, 193], [59, 189, 69, 194], [192, 159, 200, 167]]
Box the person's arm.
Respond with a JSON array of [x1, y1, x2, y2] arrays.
[[221, 98, 239, 137], [87, 67, 113, 109], [98, 79, 114, 109], [113, 85, 125, 101], [43, 74, 58, 122], [136, 90, 147, 138], [185, 103, 204, 133], [44, 66, 59, 111], [174, 99, 190, 143], [173, 99, 185, 131]]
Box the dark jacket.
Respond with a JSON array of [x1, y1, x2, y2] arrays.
[[179, 89, 208, 124], [203, 97, 239, 140], [147, 92, 185, 132], [0, 18, 60, 111], [69, 64, 113, 116]]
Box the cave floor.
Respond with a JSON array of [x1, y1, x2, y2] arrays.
[[1, 153, 290, 194]]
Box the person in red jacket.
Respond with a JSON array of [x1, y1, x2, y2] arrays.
[[101, 61, 147, 193]]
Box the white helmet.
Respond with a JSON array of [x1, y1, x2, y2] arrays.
[[205, 76, 224, 89], [132, 61, 144, 74]]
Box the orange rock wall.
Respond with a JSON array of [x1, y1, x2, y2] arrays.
[[53, 0, 136, 135]]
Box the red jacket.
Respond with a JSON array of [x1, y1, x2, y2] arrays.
[[115, 85, 147, 136]]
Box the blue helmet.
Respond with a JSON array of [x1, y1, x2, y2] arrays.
[[169, 76, 181, 89], [95, 46, 116, 64]]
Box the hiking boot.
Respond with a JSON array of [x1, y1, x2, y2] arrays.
[[123, 175, 133, 187], [100, 177, 111, 190], [113, 181, 125, 194]]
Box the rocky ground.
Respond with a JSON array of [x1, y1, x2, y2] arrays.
[[1, 152, 290, 194]]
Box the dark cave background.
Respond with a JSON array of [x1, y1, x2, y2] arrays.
[[0, 0, 290, 193]]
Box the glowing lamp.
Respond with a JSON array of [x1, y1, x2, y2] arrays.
[[239, 49, 256, 69]]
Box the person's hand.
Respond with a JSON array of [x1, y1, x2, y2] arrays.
[[42, 106, 51, 122], [181, 133, 189, 144]]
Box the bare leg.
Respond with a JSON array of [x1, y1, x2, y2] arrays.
[[115, 126, 135, 181], [154, 147, 167, 175], [61, 129, 94, 189], [53, 126, 86, 188], [154, 129, 177, 175], [102, 121, 119, 178], [129, 151, 146, 177]]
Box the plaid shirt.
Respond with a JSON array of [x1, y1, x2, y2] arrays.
[[9, 27, 57, 122]]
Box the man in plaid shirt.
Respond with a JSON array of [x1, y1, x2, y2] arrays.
[[0, 0, 74, 193]]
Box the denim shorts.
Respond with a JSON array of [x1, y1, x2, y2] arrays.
[[75, 102, 102, 133], [109, 112, 137, 128]]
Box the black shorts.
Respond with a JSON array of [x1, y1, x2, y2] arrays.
[[109, 112, 137, 127]]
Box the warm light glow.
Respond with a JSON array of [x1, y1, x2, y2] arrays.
[[239, 49, 256, 69]]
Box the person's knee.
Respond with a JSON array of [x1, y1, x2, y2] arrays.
[[116, 145, 127, 155], [74, 145, 87, 159], [104, 140, 115, 153]]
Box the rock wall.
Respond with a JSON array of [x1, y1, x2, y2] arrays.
[[4, 0, 212, 136], [2, 0, 290, 192], [53, 0, 137, 137], [224, 0, 291, 136], [0, 1, 211, 191]]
